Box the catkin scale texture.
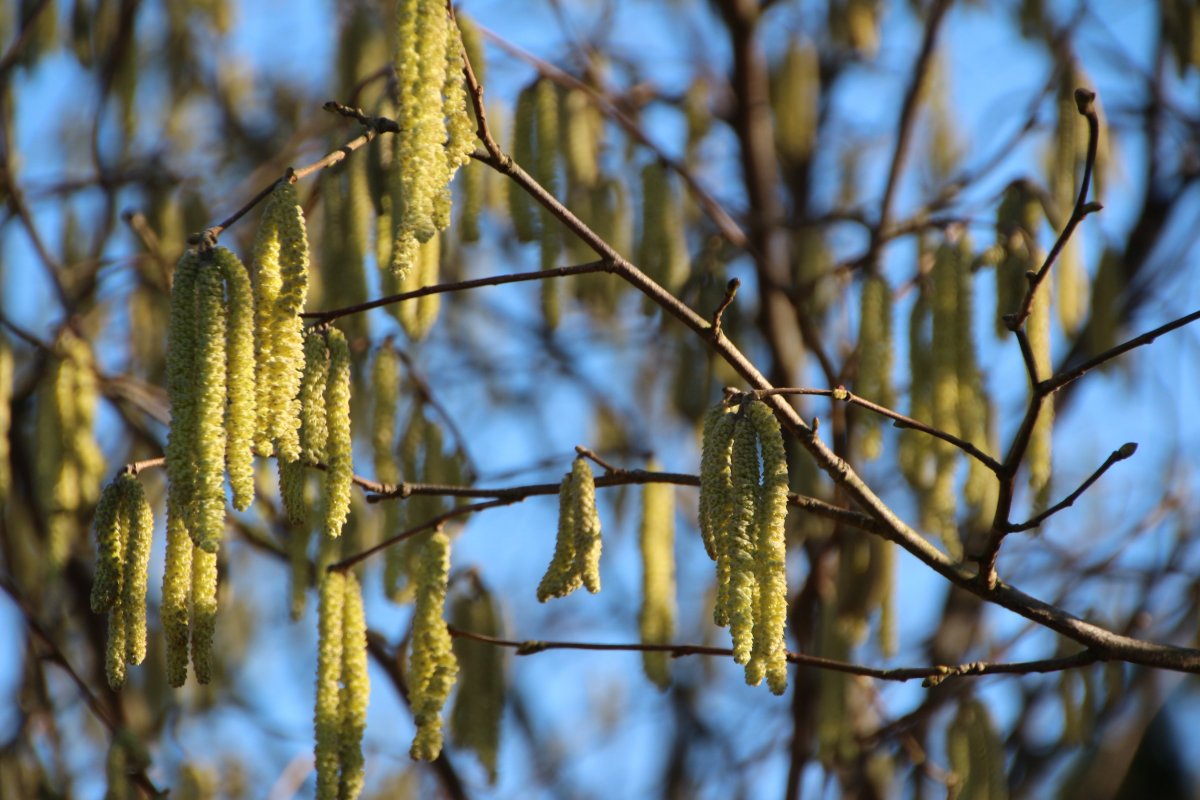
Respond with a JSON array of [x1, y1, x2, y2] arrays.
[[216, 247, 257, 511], [338, 573, 369, 800], [120, 475, 155, 666], [192, 264, 229, 554], [162, 513, 193, 687], [409, 530, 458, 761], [323, 328, 353, 539], [314, 572, 345, 800]]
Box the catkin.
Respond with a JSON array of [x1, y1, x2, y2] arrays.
[[190, 544, 218, 684], [166, 250, 200, 549], [323, 328, 353, 539], [638, 461, 676, 689], [409, 530, 459, 762], [106, 604, 128, 690], [745, 402, 789, 695], [698, 405, 736, 562], [162, 513, 193, 687], [450, 586, 505, 783], [192, 263, 228, 554], [725, 416, 761, 666], [772, 40, 819, 163], [536, 472, 582, 602], [300, 330, 330, 463], [534, 78, 562, 327], [509, 84, 539, 242], [339, 572, 369, 800], [119, 475, 154, 667], [215, 247, 257, 511], [253, 181, 309, 460], [571, 459, 602, 594], [855, 272, 894, 460], [91, 477, 128, 614], [1027, 290, 1053, 507], [314, 571, 346, 800]]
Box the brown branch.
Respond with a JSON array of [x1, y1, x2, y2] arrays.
[[301, 260, 613, 324], [1009, 88, 1101, 331], [750, 387, 1002, 473], [710, 278, 740, 340], [459, 49, 1200, 676], [1006, 443, 1138, 533], [448, 625, 1103, 684], [477, 26, 749, 250], [365, 632, 471, 800], [0, 575, 164, 798], [1043, 307, 1200, 395]]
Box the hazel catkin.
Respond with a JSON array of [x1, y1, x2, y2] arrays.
[[409, 529, 459, 762], [323, 328, 353, 539]]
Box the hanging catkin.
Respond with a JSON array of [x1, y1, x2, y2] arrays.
[[450, 583, 506, 783], [338, 572, 369, 800], [638, 460, 676, 689], [409, 529, 459, 762], [215, 247, 257, 511], [192, 262, 228, 554], [855, 272, 894, 460], [323, 328, 354, 539], [536, 458, 603, 601], [314, 571, 345, 800]]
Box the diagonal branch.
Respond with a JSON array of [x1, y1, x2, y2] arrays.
[[1006, 443, 1138, 533]]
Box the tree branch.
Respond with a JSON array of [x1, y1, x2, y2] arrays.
[[1006, 443, 1137, 533]]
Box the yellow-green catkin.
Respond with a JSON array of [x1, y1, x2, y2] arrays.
[[1027, 290, 1053, 507], [0, 333, 11, 504], [899, 280, 934, 493], [372, 345, 400, 483], [166, 251, 200, 555], [637, 162, 689, 295], [252, 181, 309, 460], [190, 544, 218, 684], [91, 477, 129, 614], [409, 530, 459, 762], [725, 414, 761, 667], [280, 456, 309, 528], [391, 0, 470, 274], [536, 471, 582, 602], [570, 459, 602, 594], [162, 513, 193, 687], [772, 39, 819, 164], [534, 78, 562, 327], [215, 248, 257, 511], [287, 519, 311, 621], [106, 602, 128, 690], [397, 233, 441, 340], [300, 330, 330, 464], [105, 736, 130, 800], [927, 238, 963, 551], [699, 404, 737, 565], [338, 572, 369, 800], [1055, 238, 1088, 336], [323, 328, 353, 539], [745, 402, 789, 695], [192, 263, 228, 554], [994, 181, 1041, 337], [509, 84, 539, 242], [450, 585, 505, 783], [320, 164, 371, 346], [314, 571, 346, 800], [855, 272, 894, 460], [119, 475, 154, 667], [638, 461, 676, 689], [561, 88, 601, 192]]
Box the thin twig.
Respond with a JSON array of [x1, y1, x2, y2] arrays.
[[1007, 443, 1138, 532], [574, 445, 623, 474], [302, 260, 613, 324], [1044, 307, 1200, 395], [448, 625, 1103, 684], [749, 387, 1001, 472], [711, 278, 739, 339]]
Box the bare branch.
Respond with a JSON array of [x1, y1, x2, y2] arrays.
[[1007, 443, 1138, 533]]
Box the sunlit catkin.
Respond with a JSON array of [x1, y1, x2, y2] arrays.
[[215, 247, 257, 511], [192, 263, 228, 553], [855, 272, 894, 460], [745, 401, 789, 695], [253, 181, 309, 460], [571, 458, 602, 594], [536, 471, 582, 602], [167, 251, 201, 528], [323, 328, 353, 539], [106, 605, 128, 690], [190, 544, 218, 684], [300, 330, 330, 463], [339, 573, 369, 800], [726, 414, 761, 666], [638, 461, 676, 689], [162, 514, 193, 687], [409, 530, 459, 762], [314, 571, 345, 800], [698, 404, 736, 561], [450, 585, 505, 783], [90, 477, 128, 614], [120, 474, 154, 667]]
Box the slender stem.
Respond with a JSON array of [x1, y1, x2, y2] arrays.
[[449, 625, 1102, 684], [750, 387, 1002, 473], [1007, 443, 1137, 532], [302, 260, 612, 323]]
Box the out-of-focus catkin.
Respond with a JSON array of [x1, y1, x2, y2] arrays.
[[639, 460, 676, 689], [450, 583, 506, 783], [855, 273, 894, 460]]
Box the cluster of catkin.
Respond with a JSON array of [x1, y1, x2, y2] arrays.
[[537, 458, 603, 601], [90, 473, 154, 689], [388, 0, 475, 277], [314, 570, 369, 800], [699, 399, 790, 694]]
